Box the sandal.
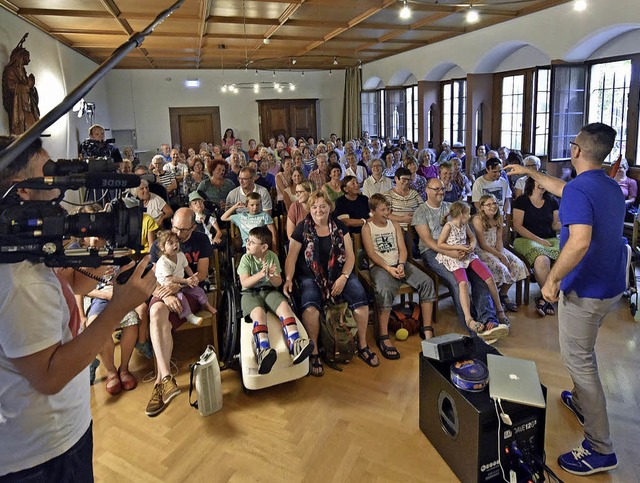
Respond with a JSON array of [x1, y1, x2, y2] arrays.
[[466, 318, 485, 334], [309, 354, 324, 377], [118, 368, 138, 391], [543, 301, 556, 316], [357, 345, 380, 367], [500, 294, 518, 312], [419, 325, 435, 340], [535, 296, 548, 317], [105, 373, 122, 396], [376, 335, 400, 360]]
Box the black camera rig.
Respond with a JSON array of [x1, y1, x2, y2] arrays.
[[0, 157, 142, 267]]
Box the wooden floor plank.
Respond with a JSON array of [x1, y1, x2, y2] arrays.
[[90, 289, 640, 482]]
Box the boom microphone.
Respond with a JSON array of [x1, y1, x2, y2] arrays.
[[17, 174, 141, 191]]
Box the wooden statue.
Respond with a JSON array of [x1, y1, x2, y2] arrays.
[[2, 33, 40, 135]]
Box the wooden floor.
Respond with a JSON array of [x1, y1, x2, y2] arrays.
[[90, 288, 640, 483]]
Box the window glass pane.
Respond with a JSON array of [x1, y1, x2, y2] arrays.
[[550, 65, 586, 160], [588, 60, 631, 163], [500, 74, 524, 151], [534, 68, 551, 156]]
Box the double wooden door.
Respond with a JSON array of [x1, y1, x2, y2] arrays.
[[257, 99, 318, 143]]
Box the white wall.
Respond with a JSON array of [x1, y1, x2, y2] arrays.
[[363, 0, 640, 85], [0, 8, 110, 159], [105, 69, 345, 157]]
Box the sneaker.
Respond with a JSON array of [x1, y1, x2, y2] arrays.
[[291, 338, 314, 365], [257, 347, 277, 374], [89, 358, 100, 386], [145, 384, 165, 417], [186, 313, 203, 326], [479, 323, 509, 341], [558, 439, 618, 476], [160, 375, 181, 405], [561, 390, 585, 426]]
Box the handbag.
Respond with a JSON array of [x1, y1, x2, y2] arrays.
[[189, 345, 223, 417], [319, 301, 357, 367]]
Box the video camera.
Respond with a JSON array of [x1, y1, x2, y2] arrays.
[[0, 156, 143, 268]]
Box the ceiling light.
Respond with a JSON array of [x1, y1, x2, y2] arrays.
[[274, 82, 280, 89], [333, 57, 338, 66], [289, 83, 295, 91], [292, 58, 297, 65], [185, 79, 200, 88], [573, 0, 587, 11], [466, 8, 479, 23], [399, 0, 411, 20], [221, 84, 228, 93], [263, 38, 270, 45]]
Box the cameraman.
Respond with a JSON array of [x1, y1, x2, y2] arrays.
[[0, 136, 156, 480], [80, 124, 122, 164]]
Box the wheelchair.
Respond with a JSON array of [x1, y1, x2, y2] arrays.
[[215, 222, 310, 393]]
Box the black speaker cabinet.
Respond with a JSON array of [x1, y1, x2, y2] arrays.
[[419, 343, 547, 483]]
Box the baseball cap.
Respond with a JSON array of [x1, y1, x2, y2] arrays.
[[188, 191, 204, 203]]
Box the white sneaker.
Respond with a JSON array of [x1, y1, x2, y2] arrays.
[[186, 314, 203, 326]]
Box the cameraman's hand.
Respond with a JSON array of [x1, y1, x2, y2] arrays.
[[111, 256, 157, 314]]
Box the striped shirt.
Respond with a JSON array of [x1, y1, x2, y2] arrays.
[[384, 189, 423, 229]]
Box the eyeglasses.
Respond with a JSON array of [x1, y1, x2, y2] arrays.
[[427, 187, 445, 192], [173, 225, 194, 233], [569, 141, 580, 150], [245, 239, 262, 246]]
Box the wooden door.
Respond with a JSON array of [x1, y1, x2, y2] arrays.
[[169, 107, 221, 154], [257, 99, 317, 144]]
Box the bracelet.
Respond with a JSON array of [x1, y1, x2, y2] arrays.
[[341, 272, 349, 280]]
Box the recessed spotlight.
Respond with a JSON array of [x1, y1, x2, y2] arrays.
[[466, 9, 479, 23], [574, 0, 587, 11], [292, 58, 297, 65], [333, 57, 338, 66], [263, 38, 270, 45]]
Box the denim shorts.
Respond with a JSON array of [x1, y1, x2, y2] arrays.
[[297, 274, 368, 312]]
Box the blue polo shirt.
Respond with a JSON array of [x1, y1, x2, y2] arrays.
[[559, 169, 626, 298]]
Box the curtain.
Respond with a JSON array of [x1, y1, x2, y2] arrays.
[[342, 66, 362, 141]]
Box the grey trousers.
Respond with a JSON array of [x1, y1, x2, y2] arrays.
[[558, 290, 621, 455]]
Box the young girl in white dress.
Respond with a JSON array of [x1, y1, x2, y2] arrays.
[[436, 201, 509, 335], [472, 194, 528, 312]]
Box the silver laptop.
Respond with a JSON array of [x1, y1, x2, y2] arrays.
[[487, 354, 546, 408]]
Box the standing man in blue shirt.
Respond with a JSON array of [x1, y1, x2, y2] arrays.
[[506, 123, 625, 476]]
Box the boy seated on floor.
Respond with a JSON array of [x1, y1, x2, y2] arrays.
[[237, 226, 313, 374], [361, 193, 437, 360], [221, 191, 277, 251]]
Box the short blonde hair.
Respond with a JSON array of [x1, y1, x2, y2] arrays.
[[308, 190, 334, 212]]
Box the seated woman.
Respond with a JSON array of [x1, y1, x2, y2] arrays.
[[286, 180, 312, 238], [417, 148, 438, 180], [182, 156, 209, 196], [198, 159, 236, 210], [614, 158, 637, 220], [439, 161, 461, 202], [322, 162, 344, 204], [345, 153, 367, 187], [283, 191, 380, 376], [134, 179, 173, 228], [512, 176, 561, 316], [405, 156, 427, 201], [451, 157, 472, 199], [283, 167, 305, 212], [472, 195, 528, 312]]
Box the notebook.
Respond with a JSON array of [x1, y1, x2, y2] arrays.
[[487, 354, 546, 408]]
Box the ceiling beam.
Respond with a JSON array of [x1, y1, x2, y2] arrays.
[[296, 0, 396, 56], [195, 0, 214, 69]]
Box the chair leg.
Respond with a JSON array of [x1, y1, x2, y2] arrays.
[[515, 280, 523, 306]]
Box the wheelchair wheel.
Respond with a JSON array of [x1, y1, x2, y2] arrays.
[[217, 284, 241, 369]]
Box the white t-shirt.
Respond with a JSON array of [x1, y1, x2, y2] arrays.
[[0, 262, 91, 476], [471, 176, 512, 212], [144, 193, 167, 221], [155, 252, 189, 285], [367, 220, 400, 266], [163, 162, 188, 177]]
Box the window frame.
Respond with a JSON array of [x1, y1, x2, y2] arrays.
[[440, 78, 467, 146]]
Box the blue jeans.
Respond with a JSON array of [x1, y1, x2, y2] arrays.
[[421, 249, 497, 332], [297, 274, 368, 312], [1, 423, 93, 482]]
